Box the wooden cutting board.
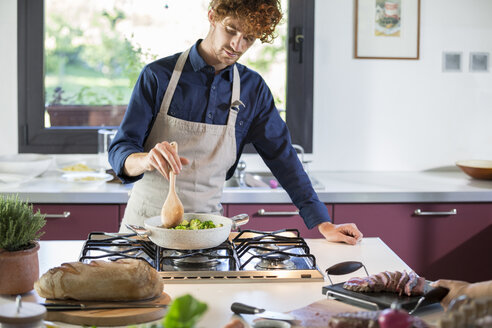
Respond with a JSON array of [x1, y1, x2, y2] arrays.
[[45, 292, 171, 327], [254, 298, 361, 328]]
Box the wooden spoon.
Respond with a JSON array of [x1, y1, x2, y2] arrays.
[[160, 141, 184, 228]]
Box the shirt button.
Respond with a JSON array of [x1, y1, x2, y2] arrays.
[[170, 111, 175, 115], [239, 121, 243, 126], [208, 113, 212, 119], [211, 85, 216, 90]]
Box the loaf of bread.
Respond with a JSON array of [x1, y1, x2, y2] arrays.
[[34, 259, 163, 301]]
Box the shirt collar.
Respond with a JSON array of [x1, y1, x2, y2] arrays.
[[189, 40, 234, 81]]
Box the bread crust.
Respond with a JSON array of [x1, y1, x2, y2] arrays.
[[34, 259, 163, 301]]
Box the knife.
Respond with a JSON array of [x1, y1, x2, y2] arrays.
[[231, 302, 295, 321], [408, 286, 449, 314], [40, 303, 168, 311]]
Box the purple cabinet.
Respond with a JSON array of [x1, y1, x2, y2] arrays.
[[34, 204, 120, 240], [227, 204, 333, 238], [333, 203, 492, 282]]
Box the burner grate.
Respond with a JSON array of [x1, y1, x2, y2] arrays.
[[79, 232, 155, 265], [232, 229, 317, 270], [158, 241, 237, 271]]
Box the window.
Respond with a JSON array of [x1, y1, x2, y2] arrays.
[[18, 0, 314, 154]]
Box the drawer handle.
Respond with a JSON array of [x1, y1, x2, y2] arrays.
[[414, 209, 457, 216], [257, 209, 299, 216], [44, 211, 71, 219]]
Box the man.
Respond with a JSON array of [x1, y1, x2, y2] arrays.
[[109, 0, 362, 244]]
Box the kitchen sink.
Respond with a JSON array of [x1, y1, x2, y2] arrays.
[[224, 172, 324, 191]]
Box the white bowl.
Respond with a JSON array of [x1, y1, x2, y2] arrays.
[[0, 154, 53, 177]]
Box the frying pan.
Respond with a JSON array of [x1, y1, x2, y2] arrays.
[[126, 213, 249, 250]]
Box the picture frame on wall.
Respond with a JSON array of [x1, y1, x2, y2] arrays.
[[355, 0, 421, 59]]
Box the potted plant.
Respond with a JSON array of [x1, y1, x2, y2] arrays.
[[0, 195, 46, 295]]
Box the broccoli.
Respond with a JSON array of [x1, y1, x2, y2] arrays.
[[199, 220, 216, 229], [189, 219, 202, 230], [168, 218, 220, 230]]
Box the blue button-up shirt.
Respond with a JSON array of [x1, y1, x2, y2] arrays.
[[109, 40, 330, 229]]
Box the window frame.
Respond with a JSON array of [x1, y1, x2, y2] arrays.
[[18, 0, 314, 154]]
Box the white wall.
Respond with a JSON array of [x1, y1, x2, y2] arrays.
[[0, 0, 18, 155], [1, 0, 492, 171], [311, 0, 492, 171]]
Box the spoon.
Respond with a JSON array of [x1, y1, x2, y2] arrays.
[[160, 141, 184, 228]]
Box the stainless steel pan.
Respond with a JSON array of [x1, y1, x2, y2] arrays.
[[126, 213, 249, 250]]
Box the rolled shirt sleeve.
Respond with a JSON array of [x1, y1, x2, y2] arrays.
[[108, 65, 163, 184]]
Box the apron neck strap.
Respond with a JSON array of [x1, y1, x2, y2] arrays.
[[231, 65, 241, 105], [160, 48, 191, 114]]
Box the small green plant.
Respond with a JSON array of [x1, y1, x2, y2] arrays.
[[0, 195, 46, 251]]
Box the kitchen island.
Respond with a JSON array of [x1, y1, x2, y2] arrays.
[[0, 238, 444, 327]]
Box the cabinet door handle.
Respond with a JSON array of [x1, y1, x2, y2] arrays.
[[257, 209, 299, 216], [44, 211, 71, 219], [414, 209, 457, 216]]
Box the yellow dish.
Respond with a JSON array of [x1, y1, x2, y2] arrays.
[[61, 163, 94, 172]]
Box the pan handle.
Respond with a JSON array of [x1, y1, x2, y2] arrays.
[[230, 214, 249, 230], [125, 224, 150, 237]]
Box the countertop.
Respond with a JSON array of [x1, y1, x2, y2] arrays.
[[0, 238, 444, 327], [1, 169, 491, 204]]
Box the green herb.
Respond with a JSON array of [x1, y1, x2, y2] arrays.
[[0, 195, 46, 251], [169, 219, 222, 230], [162, 294, 208, 328]]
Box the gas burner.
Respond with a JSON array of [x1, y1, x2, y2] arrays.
[[171, 256, 220, 268], [252, 243, 280, 255], [255, 253, 296, 270], [109, 240, 142, 255], [167, 250, 221, 268]]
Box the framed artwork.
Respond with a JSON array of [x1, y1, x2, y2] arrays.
[[355, 0, 421, 59]]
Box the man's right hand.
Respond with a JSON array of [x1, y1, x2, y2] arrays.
[[431, 279, 470, 310], [123, 141, 189, 180]]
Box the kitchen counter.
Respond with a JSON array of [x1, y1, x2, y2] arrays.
[[0, 169, 491, 204], [0, 238, 444, 327]]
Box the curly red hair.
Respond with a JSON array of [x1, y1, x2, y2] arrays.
[[209, 0, 283, 43]]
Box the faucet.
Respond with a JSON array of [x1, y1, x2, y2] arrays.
[[292, 144, 310, 172], [235, 160, 247, 187]]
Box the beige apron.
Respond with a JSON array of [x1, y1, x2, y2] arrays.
[[120, 47, 242, 232]]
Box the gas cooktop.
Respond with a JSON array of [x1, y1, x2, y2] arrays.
[[79, 229, 324, 283]]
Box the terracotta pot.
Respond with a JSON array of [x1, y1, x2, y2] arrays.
[[0, 241, 40, 295]]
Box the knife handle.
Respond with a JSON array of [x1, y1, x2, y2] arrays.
[[41, 303, 83, 311], [425, 286, 449, 302], [231, 302, 262, 315]]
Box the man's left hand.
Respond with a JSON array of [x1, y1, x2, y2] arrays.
[[317, 221, 363, 245]]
